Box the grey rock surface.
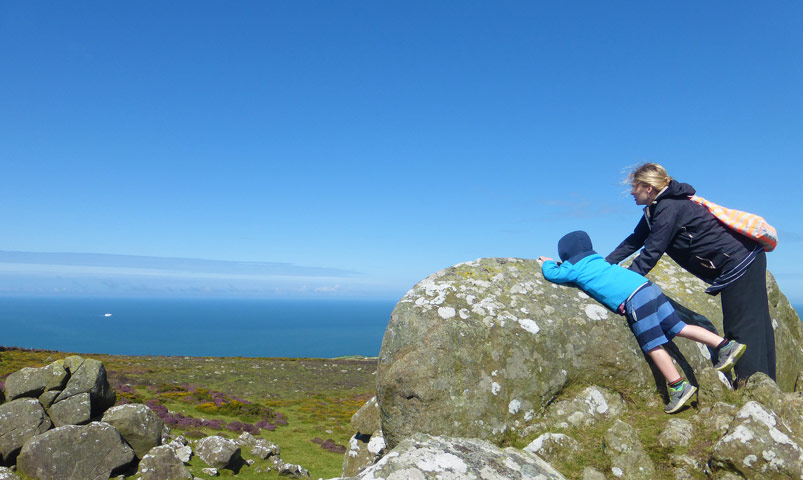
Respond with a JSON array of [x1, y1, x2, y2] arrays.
[[17, 422, 135, 480], [711, 401, 803, 479], [339, 433, 566, 480], [603, 419, 655, 480], [278, 462, 310, 477], [0, 467, 21, 480], [54, 356, 116, 416], [658, 418, 694, 448], [46, 392, 91, 427], [3, 362, 67, 401], [523, 432, 580, 465], [102, 403, 164, 459], [138, 445, 192, 480], [377, 257, 803, 448], [350, 396, 380, 435], [342, 396, 385, 477], [342, 432, 385, 478], [0, 398, 52, 464], [196, 435, 241, 470]]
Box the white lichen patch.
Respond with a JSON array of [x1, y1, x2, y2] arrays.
[[585, 388, 609, 414], [612, 466, 624, 477], [577, 291, 589, 299], [743, 454, 757, 467], [508, 399, 521, 414], [491, 382, 501, 396], [348, 436, 360, 457], [722, 424, 755, 444], [458, 308, 470, 320], [415, 451, 469, 474], [518, 319, 540, 335], [367, 435, 386, 455], [438, 307, 456, 319], [737, 402, 777, 429], [584, 304, 608, 321], [696, 343, 711, 360]]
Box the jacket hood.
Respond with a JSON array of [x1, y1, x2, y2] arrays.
[[657, 179, 696, 201], [557, 230, 597, 264]]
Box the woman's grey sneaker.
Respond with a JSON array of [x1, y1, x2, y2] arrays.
[[665, 382, 697, 414], [714, 341, 747, 372]]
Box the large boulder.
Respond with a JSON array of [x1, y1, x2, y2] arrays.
[[338, 433, 566, 480], [138, 445, 192, 480], [0, 398, 52, 464], [377, 257, 803, 448], [2, 361, 67, 401], [102, 404, 164, 459], [53, 356, 116, 416], [196, 435, 241, 470], [711, 401, 803, 478], [17, 422, 135, 480], [342, 396, 385, 477], [47, 392, 91, 427]]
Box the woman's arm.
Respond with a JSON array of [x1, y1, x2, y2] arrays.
[[628, 202, 684, 275], [605, 216, 650, 264]]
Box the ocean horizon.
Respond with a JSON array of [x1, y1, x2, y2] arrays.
[[0, 296, 395, 358], [1, 296, 801, 359]]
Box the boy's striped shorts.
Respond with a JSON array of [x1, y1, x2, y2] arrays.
[[625, 282, 687, 353]]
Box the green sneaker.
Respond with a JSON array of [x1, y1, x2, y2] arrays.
[[665, 381, 697, 414], [714, 341, 747, 372]]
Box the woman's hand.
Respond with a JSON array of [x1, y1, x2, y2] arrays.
[[537, 256, 554, 265]]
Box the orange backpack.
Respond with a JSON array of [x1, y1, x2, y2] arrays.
[[690, 195, 778, 252]]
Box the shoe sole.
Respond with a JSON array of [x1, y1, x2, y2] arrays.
[[715, 343, 747, 372], [665, 385, 697, 414]]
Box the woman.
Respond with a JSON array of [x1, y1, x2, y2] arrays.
[[606, 163, 775, 385]]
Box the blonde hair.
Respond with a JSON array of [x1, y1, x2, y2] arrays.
[[627, 162, 672, 190]]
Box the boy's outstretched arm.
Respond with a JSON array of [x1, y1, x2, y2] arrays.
[[538, 256, 577, 284]]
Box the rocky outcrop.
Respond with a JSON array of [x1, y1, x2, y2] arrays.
[[337, 256, 803, 479], [711, 400, 803, 478], [102, 404, 164, 459], [54, 356, 116, 417], [137, 445, 192, 480], [603, 419, 655, 479], [377, 257, 803, 448], [3, 362, 67, 401], [342, 396, 385, 477], [196, 435, 241, 470], [0, 356, 184, 480], [0, 398, 51, 464], [17, 422, 135, 480], [337, 433, 566, 480], [0, 467, 20, 480]]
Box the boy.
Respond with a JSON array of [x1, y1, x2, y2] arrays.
[[538, 230, 746, 413]]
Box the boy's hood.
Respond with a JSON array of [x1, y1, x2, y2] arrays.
[[557, 230, 597, 265]]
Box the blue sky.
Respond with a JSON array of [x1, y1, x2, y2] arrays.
[[1, 2, 802, 302]]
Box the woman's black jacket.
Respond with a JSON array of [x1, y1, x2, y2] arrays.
[[605, 179, 756, 284]]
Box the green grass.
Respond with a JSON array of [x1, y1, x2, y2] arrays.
[[1, 347, 377, 479]]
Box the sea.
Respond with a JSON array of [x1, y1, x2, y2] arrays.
[[0, 297, 396, 358], [1, 297, 801, 359]]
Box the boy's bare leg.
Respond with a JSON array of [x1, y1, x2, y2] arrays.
[[675, 325, 725, 348], [647, 346, 682, 382]]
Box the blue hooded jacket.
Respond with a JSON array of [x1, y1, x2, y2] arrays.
[[542, 231, 648, 311]]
